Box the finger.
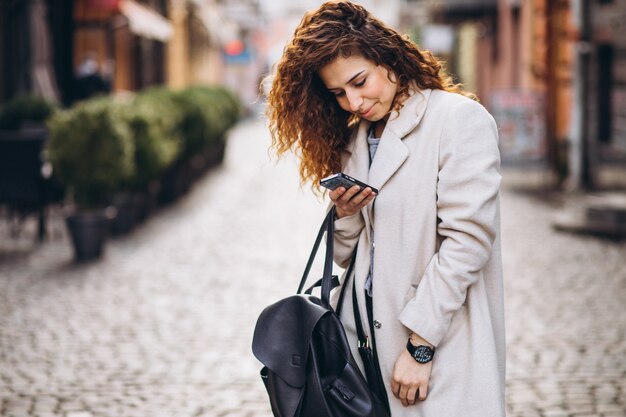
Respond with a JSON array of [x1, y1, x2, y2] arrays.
[[355, 192, 376, 208], [345, 188, 372, 206], [406, 386, 418, 405], [390, 379, 400, 399], [348, 187, 377, 207], [338, 185, 361, 203], [418, 384, 428, 401], [399, 384, 410, 407], [328, 187, 346, 201]]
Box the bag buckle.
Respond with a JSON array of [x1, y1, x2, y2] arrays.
[[358, 337, 370, 349]]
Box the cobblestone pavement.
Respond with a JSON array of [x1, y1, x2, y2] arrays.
[[1, 119, 625, 417]]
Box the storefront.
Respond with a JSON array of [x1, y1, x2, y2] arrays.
[[591, 0, 626, 161], [73, 0, 172, 94]]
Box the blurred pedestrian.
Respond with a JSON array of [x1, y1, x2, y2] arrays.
[[266, 1, 505, 416], [74, 52, 112, 102]]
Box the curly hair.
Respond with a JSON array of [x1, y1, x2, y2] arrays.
[[267, 1, 470, 193]]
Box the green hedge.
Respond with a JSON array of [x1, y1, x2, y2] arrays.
[[128, 85, 242, 161], [123, 94, 182, 189], [0, 95, 57, 130], [47, 97, 135, 208], [46, 85, 241, 208]]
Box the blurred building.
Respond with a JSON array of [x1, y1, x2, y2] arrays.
[[1, 0, 265, 111], [74, 0, 171, 94], [0, 0, 65, 103], [169, 0, 229, 89], [1, 0, 174, 104], [404, 0, 626, 190], [579, 0, 626, 189], [220, 0, 267, 111]]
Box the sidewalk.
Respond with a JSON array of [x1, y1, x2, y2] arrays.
[[0, 119, 625, 417], [499, 170, 626, 417]]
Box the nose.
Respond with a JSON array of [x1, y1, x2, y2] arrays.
[[345, 90, 363, 112]]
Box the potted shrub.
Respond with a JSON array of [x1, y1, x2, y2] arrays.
[[0, 94, 57, 132], [0, 94, 58, 152], [148, 89, 195, 202], [0, 95, 64, 241], [132, 87, 190, 203], [173, 86, 241, 178], [134, 86, 241, 204], [112, 95, 181, 229], [47, 97, 135, 261], [201, 86, 242, 167], [180, 86, 224, 174]]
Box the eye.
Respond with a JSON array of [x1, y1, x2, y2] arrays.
[[332, 91, 345, 97], [354, 78, 366, 87]]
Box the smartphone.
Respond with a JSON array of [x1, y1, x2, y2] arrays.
[[320, 173, 378, 194]]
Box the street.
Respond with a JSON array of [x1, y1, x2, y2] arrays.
[[1, 119, 625, 417]]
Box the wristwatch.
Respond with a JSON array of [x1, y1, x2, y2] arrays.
[[406, 339, 435, 364]]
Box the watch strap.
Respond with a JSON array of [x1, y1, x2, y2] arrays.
[[406, 339, 435, 363]]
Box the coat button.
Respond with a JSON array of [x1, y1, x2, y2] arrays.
[[373, 320, 382, 329]]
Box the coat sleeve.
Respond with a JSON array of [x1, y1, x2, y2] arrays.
[[398, 98, 501, 347], [332, 208, 365, 268]]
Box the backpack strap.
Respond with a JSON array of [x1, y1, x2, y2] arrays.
[[296, 207, 336, 307]]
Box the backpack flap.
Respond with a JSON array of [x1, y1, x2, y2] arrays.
[[252, 294, 329, 387]]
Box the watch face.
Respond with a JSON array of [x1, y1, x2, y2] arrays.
[[412, 345, 434, 363]]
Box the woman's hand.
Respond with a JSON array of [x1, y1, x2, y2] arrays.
[[329, 186, 376, 219], [391, 346, 433, 406]]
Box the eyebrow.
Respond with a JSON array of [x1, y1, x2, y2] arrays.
[[328, 70, 365, 91]]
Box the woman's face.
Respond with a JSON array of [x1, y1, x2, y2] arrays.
[[319, 54, 398, 122]]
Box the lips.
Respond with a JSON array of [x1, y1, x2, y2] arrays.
[[359, 104, 375, 118]]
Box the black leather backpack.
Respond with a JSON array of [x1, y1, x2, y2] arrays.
[[252, 207, 390, 417]]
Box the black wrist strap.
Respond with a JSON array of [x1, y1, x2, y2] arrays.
[[335, 251, 356, 316], [352, 275, 368, 346]]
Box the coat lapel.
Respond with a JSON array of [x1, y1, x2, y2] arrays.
[[368, 88, 432, 192], [341, 89, 433, 240], [343, 121, 374, 242]]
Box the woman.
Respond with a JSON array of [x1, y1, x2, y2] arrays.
[[266, 2, 505, 416]]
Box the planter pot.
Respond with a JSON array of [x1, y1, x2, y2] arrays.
[[186, 141, 226, 182], [65, 210, 109, 261], [159, 161, 191, 204], [204, 140, 226, 169], [0, 126, 61, 242], [146, 180, 161, 214], [189, 153, 207, 180], [131, 191, 150, 223], [110, 192, 136, 235]]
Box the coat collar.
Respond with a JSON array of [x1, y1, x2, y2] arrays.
[[385, 87, 432, 140], [343, 88, 432, 193], [340, 88, 432, 236]]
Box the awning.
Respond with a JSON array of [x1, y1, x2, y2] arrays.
[[189, 0, 239, 47], [438, 0, 498, 12], [119, 0, 173, 42]]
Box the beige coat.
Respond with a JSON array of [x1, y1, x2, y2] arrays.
[[331, 88, 505, 417]]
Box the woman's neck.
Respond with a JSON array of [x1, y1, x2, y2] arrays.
[[372, 119, 386, 138]]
